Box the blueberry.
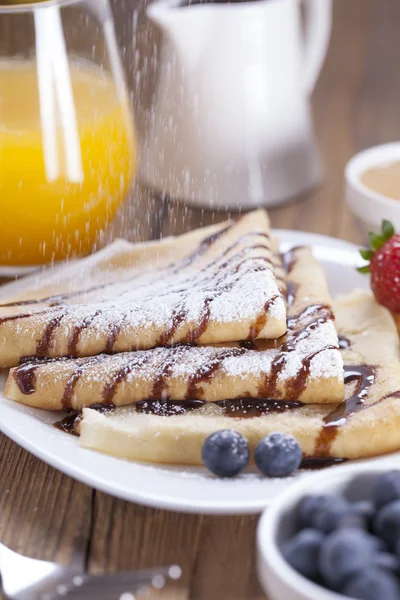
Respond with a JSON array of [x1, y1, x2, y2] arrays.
[[282, 529, 324, 581], [201, 430, 249, 477], [374, 471, 400, 510], [313, 502, 365, 534], [319, 529, 381, 589], [374, 500, 400, 548], [254, 433, 302, 477], [297, 494, 333, 529], [298, 494, 363, 533], [374, 552, 400, 573], [342, 568, 400, 600], [354, 500, 375, 529]]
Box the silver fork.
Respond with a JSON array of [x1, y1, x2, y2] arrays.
[[0, 542, 182, 600]]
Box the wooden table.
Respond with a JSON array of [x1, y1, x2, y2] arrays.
[[1, 0, 399, 598]]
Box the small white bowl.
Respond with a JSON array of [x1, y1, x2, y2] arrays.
[[345, 142, 400, 232], [257, 463, 397, 600]]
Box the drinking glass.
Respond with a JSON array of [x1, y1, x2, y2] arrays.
[[0, 0, 137, 270]]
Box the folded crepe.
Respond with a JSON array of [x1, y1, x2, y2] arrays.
[[0, 209, 286, 368], [5, 246, 344, 409], [77, 291, 400, 464]]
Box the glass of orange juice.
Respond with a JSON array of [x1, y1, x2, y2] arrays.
[[0, 0, 137, 270]]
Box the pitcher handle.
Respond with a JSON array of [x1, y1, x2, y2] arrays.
[[302, 0, 332, 94]]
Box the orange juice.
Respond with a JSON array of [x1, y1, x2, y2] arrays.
[[0, 60, 136, 266]]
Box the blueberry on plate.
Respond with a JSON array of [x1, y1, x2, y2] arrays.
[[342, 568, 400, 600], [282, 529, 324, 581], [374, 470, 400, 510], [202, 430, 249, 478], [254, 432, 302, 477], [374, 500, 400, 548], [319, 528, 381, 589]]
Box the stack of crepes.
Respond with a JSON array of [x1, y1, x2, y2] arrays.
[[2, 209, 400, 465]]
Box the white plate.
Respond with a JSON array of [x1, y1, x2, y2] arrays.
[[0, 264, 38, 278], [0, 230, 379, 514]]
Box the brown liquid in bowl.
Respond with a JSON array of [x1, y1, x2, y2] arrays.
[[361, 161, 400, 199]]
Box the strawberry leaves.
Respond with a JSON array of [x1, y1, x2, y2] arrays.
[[382, 219, 395, 240], [360, 249, 374, 261], [369, 231, 385, 252], [357, 264, 371, 274], [358, 220, 396, 274]]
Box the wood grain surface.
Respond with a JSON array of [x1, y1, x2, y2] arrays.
[[0, 0, 398, 598]]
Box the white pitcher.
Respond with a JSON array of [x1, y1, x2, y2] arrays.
[[141, 0, 332, 210]]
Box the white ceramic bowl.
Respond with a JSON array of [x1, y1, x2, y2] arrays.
[[257, 463, 398, 600], [345, 142, 400, 232]]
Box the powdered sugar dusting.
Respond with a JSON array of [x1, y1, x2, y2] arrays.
[[1, 227, 286, 354], [25, 260, 282, 330], [23, 299, 343, 404]]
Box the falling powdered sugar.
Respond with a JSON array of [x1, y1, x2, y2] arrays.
[[0, 221, 286, 362]]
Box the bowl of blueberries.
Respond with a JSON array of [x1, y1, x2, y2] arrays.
[[257, 465, 400, 600]]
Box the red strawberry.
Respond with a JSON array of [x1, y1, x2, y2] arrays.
[[358, 220, 400, 313]]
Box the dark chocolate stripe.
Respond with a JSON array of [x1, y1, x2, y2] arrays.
[[314, 365, 376, 457], [103, 352, 157, 404], [149, 345, 188, 401], [247, 295, 280, 341], [36, 312, 67, 356], [185, 348, 246, 399], [62, 356, 106, 410], [67, 310, 102, 356]]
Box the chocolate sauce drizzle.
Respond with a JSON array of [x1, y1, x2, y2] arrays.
[[54, 403, 114, 435], [0, 222, 240, 311], [0, 224, 280, 360], [55, 397, 304, 433], [67, 310, 102, 356], [54, 412, 82, 436], [0, 309, 49, 325], [186, 348, 246, 399], [135, 397, 305, 418], [13, 355, 75, 395], [200, 232, 275, 274], [288, 304, 333, 329], [258, 303, 336, 401], [216, 398, 304, 418], [14, 237, 343, 464], [9, 232, 397, 472], [381, 390, 400, 401], [149, 345, 188, 400], [103, 353, 157, 404], [136, 399, 205, 416], [157, 305, 188, 346], [239, 340, 257, 350], [174, 222, 235, 271], [314, 365, 376, 456], [247, 295, 280, 341], [61, 356, 105, 410], [13, 362, 40, 395], [11, 243, 338, 410], [300, 457, 348, 470], [282, 246, 307, 273], [2, 224, 235, 311], [338, 335, 351, 350]]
